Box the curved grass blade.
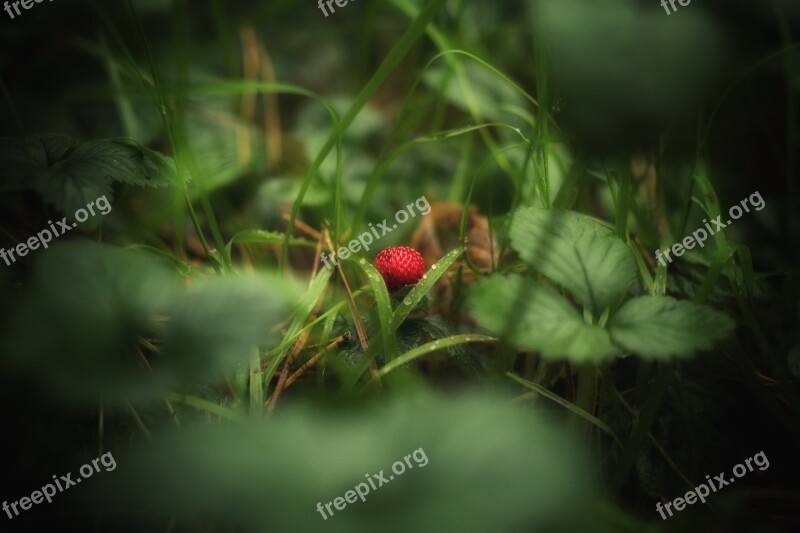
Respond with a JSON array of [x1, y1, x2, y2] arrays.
[[347, 257, 397, 361], [378, 334, 495, 378], [167, 393, 245, 424], [506, 372, 625, 450], [225, 229, 316, 268], [390, 246, 465, 330]]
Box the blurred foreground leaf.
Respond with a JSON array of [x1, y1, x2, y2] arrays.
[[88, 392, 609, 532], [1, 243, 300, 402], [1, 242, 179, 402]]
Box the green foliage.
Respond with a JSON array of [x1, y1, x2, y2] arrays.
[[468, 207, 735, 361], [469, 274, 617, 361], [509, 207, 637, 315], [1, 1, 795, 530], [609, 296, 735, 359], [1, 242, 179, 402], [89, 393, 604, 532], [160, 274, 300, 382], [0, 243, 299, 403], [0, 133, 175, 227]]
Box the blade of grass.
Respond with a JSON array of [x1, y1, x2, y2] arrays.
[[263, 268, 332, 389], [390, 246, 465, 330], [507, 372, 624, 450], [249, 347, 263, 420], [377, 335, 496, 378], [168, 393, 246, 424], [609, 363, 672, 495], [346, 257, 397, 361], [225, 229, 317, 269]]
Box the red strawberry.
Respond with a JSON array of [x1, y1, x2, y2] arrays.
[[374, 246, 425, 292]]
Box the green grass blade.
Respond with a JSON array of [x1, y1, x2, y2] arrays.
[[167, 393, 246, 424], [378, 335, 495, 378], [225, 229, 317, 268], [390, 246, 465, 330], [263, 268, 333, 387], [347, 258, 397, 361], [507, 372, 625, 450], [249, 347, 263, 420], [608, 364, 672, 494]]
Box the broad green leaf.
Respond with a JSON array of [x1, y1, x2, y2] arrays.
[[161, 275, 300, 383], [89, 393, 601, 532], [468, 275, 618, 361], [62, 139, 173, 189], [509, 207, 636, 314], [0, 133, 79, 187], [0, 242, 180, 403], [0, 134, 174, 228], [609, 296, 735, 359]]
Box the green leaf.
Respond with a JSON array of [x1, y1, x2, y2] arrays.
[[509, 207, 637, 314], [609, 296, 735, 359], [61, 139, 173, 189], [0, 242, 180, 403], [160, 275, 300, 382], [0, 134, 174, 228], [467, 274, 618, 361], [91, 392, 601, 532], [0, 136, 51, 191]]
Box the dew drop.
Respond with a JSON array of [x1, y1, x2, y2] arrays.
[[422, 274, 428, 280], [403, 298, 412, 306], [431, 264, 438, 270]]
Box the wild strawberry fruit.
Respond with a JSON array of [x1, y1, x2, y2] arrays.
[[374, 246, 425, 292]]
